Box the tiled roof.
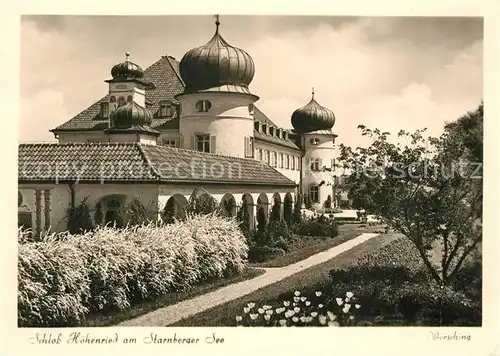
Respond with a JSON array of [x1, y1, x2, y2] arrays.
[[18, 143, 296, 186], [52, 56, 185, 132], [254, 130, 300, 150]]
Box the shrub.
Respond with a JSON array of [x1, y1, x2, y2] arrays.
[[294, 215, 339, 238], [185, 187, 218, 216], [124, 198, 151, 226], [67, 197, 94, 234], [18, 214, 248, 327]]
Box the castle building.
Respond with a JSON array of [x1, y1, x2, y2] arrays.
[[18, 16, 339, 235]]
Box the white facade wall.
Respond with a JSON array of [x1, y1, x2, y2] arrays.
[[177, 92, 257, 157], [253, 140, 301, 185]]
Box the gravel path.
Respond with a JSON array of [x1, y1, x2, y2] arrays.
[[118, 232, 379, 327]]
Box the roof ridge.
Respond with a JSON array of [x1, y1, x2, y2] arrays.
[[136, 143, 161, 180], [164, 55, 185, 88]]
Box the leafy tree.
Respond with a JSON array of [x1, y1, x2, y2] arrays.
[[94, 202, 103, 225], [67, 197, 94, 234], [338, 104, 483, 286], [257, 206, 267, 232], [292, 194, 303, 224], [323, 195, 332, 209], [269, 197, 281, 223], [185, 187, 218, 216], [236, 199, 250, 236]]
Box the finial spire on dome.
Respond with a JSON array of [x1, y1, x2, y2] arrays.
[[312, 87, 315, 99], [125, 52, 130, 61], [214, 14, 220, 33]]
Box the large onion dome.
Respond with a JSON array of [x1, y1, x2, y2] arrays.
[[179, 16, 255, 94], [291, 89, 336, 134], [111, 52, 144, 80], [111, 101, 153, 129]]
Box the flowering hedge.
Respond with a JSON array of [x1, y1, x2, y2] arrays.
[[18, 214, 248, 327], [235, 290, 362, 327]]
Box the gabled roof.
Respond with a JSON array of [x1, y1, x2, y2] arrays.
[[52, 56, 185, 132], [18, 142, 296, 186]]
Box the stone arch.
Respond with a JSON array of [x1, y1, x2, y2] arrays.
[[96, 194, 127, 228], [239, 193, 255, 231], [284, 192, 294, 224], [256, 193, 269, 229], [220, 193, 237, 217], [163, 194, 189, 224]]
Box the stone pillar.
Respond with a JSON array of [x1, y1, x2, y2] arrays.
[[34, 189, 42, 237], [43, 189, 51, 233]]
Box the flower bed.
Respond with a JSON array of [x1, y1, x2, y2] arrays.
[[18, 214, 248, 327]]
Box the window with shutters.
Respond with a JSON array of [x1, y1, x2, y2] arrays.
[[272, 152, 278, 167], [266, 150, 270, 165], [285, 155, 290, 169], [309, 185, 320, 203], [196, 100, 212, 112], [196, 134, 211, 153], [296, 157, 301, 171], [310, 158, 320, 171], [291, 155, 295, 170], [279, 153, 284, 168], [244, 136, 254, 158], [160, 139, 177, 148]]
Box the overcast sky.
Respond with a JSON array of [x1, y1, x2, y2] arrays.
[[20, 15, 483, 147]]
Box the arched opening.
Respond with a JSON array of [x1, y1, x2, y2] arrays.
[[284, 192, 293, 224], [96, 194, 126, 228], [219, 193, 237, 217], [256, 193, 269, 230], [270, 193, 282, 222], [163, 194, 189, 224], [238, 193, 254, 232]]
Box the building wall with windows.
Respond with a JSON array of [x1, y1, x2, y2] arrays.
[[254, 140, 301, 184]]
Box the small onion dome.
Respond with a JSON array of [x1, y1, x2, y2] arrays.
[[111, 52, 144, 80], [111, 101, 153, 129], [291, 89, 335, 134], [179, 15, 255, 94]]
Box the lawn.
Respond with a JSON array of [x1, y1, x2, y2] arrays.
[[172, 233, 400, 326], [252, 224, 387, 268], [82, 267, 265, 327]]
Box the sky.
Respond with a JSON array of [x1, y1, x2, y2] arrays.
[[20, 15, 483, 148]]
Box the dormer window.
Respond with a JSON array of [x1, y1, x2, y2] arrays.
[[196, 100, 212, 113], [262, 124, 267, 134], [159, 101, 174, 118], [100, 102, 109, 118], [254, 121, 260, 131], [283, 131, 288, 140], [269, 127, 275, 136], [276, 128, 281, 138]]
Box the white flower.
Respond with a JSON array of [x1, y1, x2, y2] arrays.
[[283, 301, 290, 307], [247, 302, 256, 309], [355, 304, 361, 309], [285, 310, 295, 318], [318, 315, 327, 325], [258, 308, 265, 314], [292, 316, 299, 322], [294, 307, 300, 313], [243, 307, 250, 314], [342, 304, 351, 313], [264, 314, 271, 321], [250, 313, 258, 320], [266, 309, 273, 315], [346, 291, 354, 299], [263, 305, 272, 310], [311, 312, 318, 317], [235, 316, 243, 322], [439, 224, 447, 230], [293, 296, 300, 303], [328, 321, 340, 327], [315, 291, 322, 297], [300, 296, 307, 302], [336, 298, 344, 306], [294, 291, 301, 296], [349, 315, 355, 320], [279, 319, 287, 326], [327, 311, 337, 321], [305, 301, 311, 306], [318, 304, 324, 308], [300, 316, 312, 323], [276, 307, 285, 314]]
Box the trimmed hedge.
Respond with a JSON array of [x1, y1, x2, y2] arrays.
[[18, 214, 248, 327]]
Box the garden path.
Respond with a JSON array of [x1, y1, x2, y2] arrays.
[[118, 232, 379, 327]]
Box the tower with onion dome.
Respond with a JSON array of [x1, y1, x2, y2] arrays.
[[291, 88, 338, 210], [104, 53, 159, 144], [176, 15, 259, 157]]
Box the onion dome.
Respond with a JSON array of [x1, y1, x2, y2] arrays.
[[111, 52, 144, 80], [111, 101, 153, 129], [291, 88, 336, 134], [179, 15, 255, 94]]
